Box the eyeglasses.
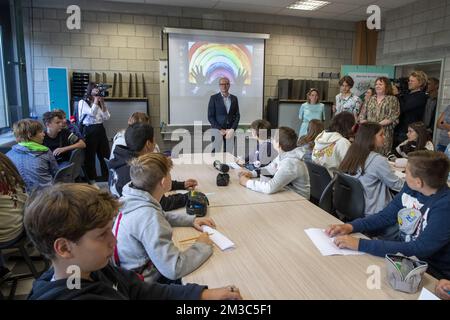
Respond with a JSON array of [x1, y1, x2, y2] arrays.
[[219, 83, 230, 86]]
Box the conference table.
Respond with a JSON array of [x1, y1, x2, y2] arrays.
[[170, 152, 303, 207], [170, 153, 438, 300]]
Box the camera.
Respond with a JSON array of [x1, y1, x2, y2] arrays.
[[186, 191, 209, 217], [213, 160, 230, 186], [94, 83, 111, 97], [391, 78, 409, 96]]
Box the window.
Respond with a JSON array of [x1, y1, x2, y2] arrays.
[[0, 26, 8, 129]]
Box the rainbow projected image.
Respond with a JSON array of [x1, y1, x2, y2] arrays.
[[188, 42, 252, 85]]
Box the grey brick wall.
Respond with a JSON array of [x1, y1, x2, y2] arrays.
[[22, 1, 355, 133], [377, 0, 450, 115]]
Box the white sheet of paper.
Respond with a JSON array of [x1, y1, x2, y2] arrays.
[[394, 171, 406, 179], [202, 225, 235, 251], [227, 162, 241, 169], [418, 287, 440, 300], [304, 228, 365, 256]]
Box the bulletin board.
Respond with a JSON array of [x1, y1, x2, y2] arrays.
[[341, 65, 395, 98]]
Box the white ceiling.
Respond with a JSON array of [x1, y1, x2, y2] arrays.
[[106, 0, 418, 21]]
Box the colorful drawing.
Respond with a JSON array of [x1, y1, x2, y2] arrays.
[[188, 42, 252, 85]]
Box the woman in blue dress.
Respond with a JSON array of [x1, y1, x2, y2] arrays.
[[298, 88, 325, 136]]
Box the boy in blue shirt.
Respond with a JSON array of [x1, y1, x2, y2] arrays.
[[326, 150, 450, 279]]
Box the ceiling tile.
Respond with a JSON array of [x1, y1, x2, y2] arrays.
[[213, 2, 282, 14], [104, 0, 420, 21]]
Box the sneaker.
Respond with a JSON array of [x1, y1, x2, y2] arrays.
[[0, 267, 12, 281]]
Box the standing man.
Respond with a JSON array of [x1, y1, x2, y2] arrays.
[[423, 77, 439, 135], [207, 77, 240, 154]]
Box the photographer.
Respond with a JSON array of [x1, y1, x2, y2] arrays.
[[77, 82, 111, 185]]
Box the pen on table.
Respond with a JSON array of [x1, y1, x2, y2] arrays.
[[178, 233, 213, 243]]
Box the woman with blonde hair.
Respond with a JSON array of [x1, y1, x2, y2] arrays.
[[394, 71, 428, 147], [298, 88, 325, 136], [360, 77, 400, 155]]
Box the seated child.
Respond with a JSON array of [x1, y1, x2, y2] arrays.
[[238, 126, 310, 199], [52, 108, 83, 139], [25, 183, 242, 300], [339, 122, 404, 240], [312, 111, 355, 174], [326, 150, 450, 280], [242, 119, 277, 172], [110, 112, 160, 159], [0, 153, 28, 279], [395, 121, 434, 158], [109, 123, 196, 211], [6, 119, 58, 192], [42, 110, 86, 165], [297, 119, 324, 162], [116, 153, 214, 283]]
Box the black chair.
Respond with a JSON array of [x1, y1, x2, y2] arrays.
[[333, 172, 365, 222], [304, 160, 332, 206], [0, 234, 50, 300], [52, 162, 75, 183], [69, 148, 85, 180], [318, 175, 336, 215], [104, 158, 116, 194]]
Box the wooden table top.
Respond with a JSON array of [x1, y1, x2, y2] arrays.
[[173, 200, 437, 300], [171, 153, 304, 207]]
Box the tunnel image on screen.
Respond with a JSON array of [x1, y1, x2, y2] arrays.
[[188, 42, 252, 86]]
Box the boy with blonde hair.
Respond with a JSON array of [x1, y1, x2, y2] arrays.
[[116, 153, 214, 283]]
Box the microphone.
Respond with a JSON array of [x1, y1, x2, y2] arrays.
[[213, 160, 229, 173]]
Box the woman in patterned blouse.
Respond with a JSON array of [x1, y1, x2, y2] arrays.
[[334, 75, 362, 120], [360, 77, 400, 156]]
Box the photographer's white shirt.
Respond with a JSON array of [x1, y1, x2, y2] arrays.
[[78, 100, 110, 125]]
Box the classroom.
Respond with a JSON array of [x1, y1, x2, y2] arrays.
[[1, 0, 450, 302]]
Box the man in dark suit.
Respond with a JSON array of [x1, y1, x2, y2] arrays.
[[207, 77, 240, 153]]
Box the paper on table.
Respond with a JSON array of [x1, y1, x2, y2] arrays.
[[304, 228, 365, 256], [202, 225, 235, 251], [227, 162, 241, 169], [418, 287, 440, 300]]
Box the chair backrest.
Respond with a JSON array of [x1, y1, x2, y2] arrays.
[[69, 148, 85, 179], [53, 163, 75, 184], [304, 160, 332, 205], [319, 175, 336, 215], [332, 172, 365, 222]]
